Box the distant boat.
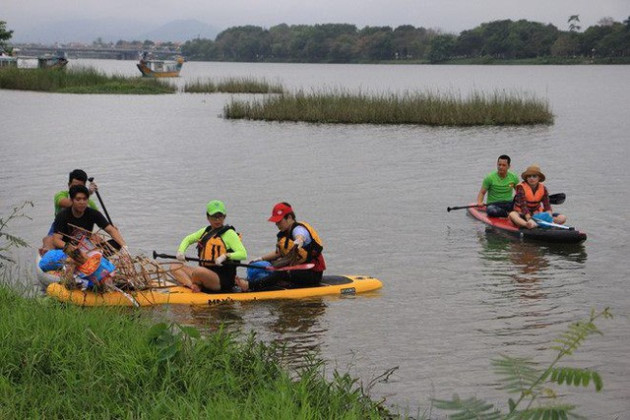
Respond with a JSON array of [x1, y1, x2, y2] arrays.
[[0, 51, 17, 68], [137, 52, 184, 78], [37, 50, 69, 70]]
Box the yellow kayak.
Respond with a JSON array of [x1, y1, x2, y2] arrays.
[[46, 275, 383, 307]]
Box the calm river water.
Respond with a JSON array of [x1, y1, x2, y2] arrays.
[[1, 60, 629, 417]]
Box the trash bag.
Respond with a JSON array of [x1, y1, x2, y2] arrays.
[[533, 212, 553, 227], [39, 249, 67, 272], [247, 261, 273, 284]]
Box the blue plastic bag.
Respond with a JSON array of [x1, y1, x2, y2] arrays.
[[247, 261, 273, 285], [39, 249, 67, 272], [533, 212, 553, 228]]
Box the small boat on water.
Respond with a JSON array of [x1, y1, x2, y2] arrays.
[[36, 50, 69, 70], [2, 50, 68, 70], [467, 205, 587, 244], [0, 51, 17, 68], [137, 52, 184, 78]]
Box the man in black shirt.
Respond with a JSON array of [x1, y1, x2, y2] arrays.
[[52, 185, 127, 250]]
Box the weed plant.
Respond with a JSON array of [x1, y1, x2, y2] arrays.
[[0, 289, 389, 419], [224, 89, 553, 126], [434, 308, 612, 419], [0, 67, 175, 94], [184, 77, 283, 94]]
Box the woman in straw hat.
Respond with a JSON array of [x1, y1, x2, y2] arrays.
[[509, 165, 566, 229]]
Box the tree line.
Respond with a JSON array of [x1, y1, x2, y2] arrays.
[[180, 17, 630, 63]]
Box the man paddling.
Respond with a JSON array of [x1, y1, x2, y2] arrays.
[[41, 169, 99, 252], [52, 185, 126, 251], [477, 154, 519, 217]]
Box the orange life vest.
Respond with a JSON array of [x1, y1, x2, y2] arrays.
[[276, 221, 326, 272], [513, 182, 545, 214], [197, 225, 240, 267]]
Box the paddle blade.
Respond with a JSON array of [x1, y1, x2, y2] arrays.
[[549, 193, 566, 205], [269, 263, 315, 271]]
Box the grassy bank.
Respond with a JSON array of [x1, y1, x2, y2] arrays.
[[0, 67, 175, 94], [224, 89, 553, 126], [184, 77, 283, 94], [0, 285, 389, 419]]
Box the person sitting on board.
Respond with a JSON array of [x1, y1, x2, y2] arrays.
[[51, 185, 127, 251], [40, 169, 99, 253], [171, 200, 247, 293], [477, 154, 520, 217], [236, 202, 325, 292], [509, 165, 567, 229]]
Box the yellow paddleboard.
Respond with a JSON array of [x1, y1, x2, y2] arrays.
[[46, 275, 383, 307]]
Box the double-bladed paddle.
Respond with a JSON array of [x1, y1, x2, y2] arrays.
[[447, 193, 566, 212], [152, 251, 314, 271]]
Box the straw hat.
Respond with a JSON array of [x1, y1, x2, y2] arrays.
[[521, 164, 546, 182]]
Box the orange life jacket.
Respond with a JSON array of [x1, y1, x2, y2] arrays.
[[197, 225, 240, 267], [276, 221, 326, 272], [513, 182, 545, 214]]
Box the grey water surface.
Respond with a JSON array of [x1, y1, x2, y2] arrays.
[[1, 60, 628, 417]]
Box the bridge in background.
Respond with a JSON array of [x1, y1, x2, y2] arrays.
[[14, 45, 181, 60]]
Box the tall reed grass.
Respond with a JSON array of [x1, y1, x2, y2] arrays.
[[224, 89, 553, 126], [0, 285, 390, 418], [0, 67, 175, 94], [184, 77, 283, 94]]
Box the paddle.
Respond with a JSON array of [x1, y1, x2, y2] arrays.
[[152, 251, 315, 271], [535, 220, 575, 230], [87, 177, 113, 225], [447, 203, 483, 212], [447, 193, 566, 212], [549, 193, 565, 205]]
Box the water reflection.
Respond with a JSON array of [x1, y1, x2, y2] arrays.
[[159, 297, 329, 369], [264, 299, 328, 367], [477, 228, 588, 341]]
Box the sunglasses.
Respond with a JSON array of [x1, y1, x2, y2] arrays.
[[526, 174, 539, 178], [209, 213, 226, 220]]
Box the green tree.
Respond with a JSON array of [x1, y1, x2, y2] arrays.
[[357, 26, 393, 61], [550, 33, 580, 57], [427, 34, 456, 63], [0, 21, 14, 53]]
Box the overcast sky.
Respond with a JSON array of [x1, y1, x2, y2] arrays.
[[4, 0, 629, 35]]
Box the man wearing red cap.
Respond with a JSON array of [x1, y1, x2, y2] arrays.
[[237, 202, 325, 291]]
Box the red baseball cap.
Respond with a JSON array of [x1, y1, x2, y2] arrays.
[[268, 202, 293, 222]]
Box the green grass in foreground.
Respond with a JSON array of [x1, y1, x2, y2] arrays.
[[0, 67, 175, 94], [224, 89, 553, 126], [184, 77, 284, 94], [0, 285, 390, 419]]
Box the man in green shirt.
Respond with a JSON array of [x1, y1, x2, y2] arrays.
[[41, 169, 98, 252], [477, 155, 519, 217]]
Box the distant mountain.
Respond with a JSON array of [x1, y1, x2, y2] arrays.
[[12, 18, 220, 44]]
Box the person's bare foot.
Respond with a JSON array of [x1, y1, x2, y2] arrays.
[[235, 276, 249, 292]]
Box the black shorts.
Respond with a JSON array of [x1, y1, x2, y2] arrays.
[[200, 265, 236, 292]]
